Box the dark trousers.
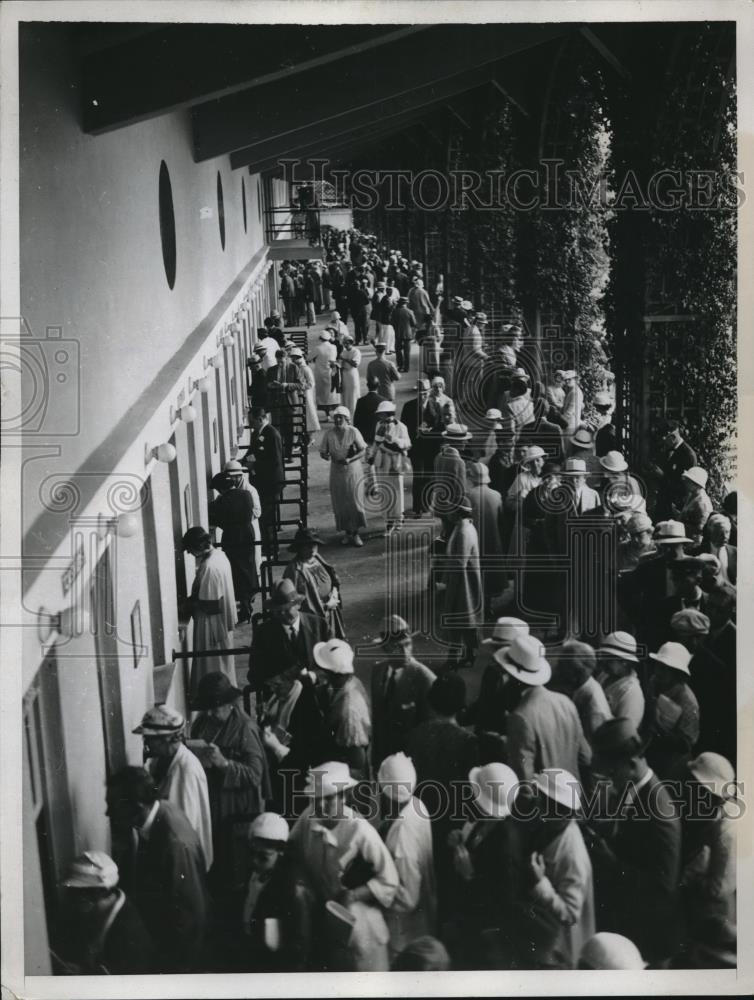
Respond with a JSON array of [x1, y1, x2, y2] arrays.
[[353, 310, 369, 345], [396, 336, 412, 372], [410, 450, 433, 513]]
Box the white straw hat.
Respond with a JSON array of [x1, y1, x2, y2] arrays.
[[377, 752, 416, 803], [313, 639, 355, 675], [302, 760, 358, 798], [648, 641, 692, 676], [532, 768, 583, 813], [482, 617, 529, 646], [599, 631, 639, 664], [682, 466, 708, 490], [469, 762, 520, 818], [494, 634, 551, 686]]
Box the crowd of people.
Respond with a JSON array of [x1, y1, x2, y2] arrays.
[[56, 228, 738, 977]]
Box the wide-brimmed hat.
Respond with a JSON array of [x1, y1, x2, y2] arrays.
[[521, 445, 546, 464], [687, 752, 736, 799], [224, 459, 244, 473], [62, 851, 119, 891], [318, 330, 333, 341], [133, 704, 185, 736], [265, 578, 304, 609], [467, 462, 490, 485], [593, 391, 613, 408], [375, 613, 419, 646], [191, 671, 243, 710], [376, 400, 396, 414], [682, 466, 708, 490], [570, 426, 595, 449], [532, 769, 583, 813], [210, 470, 235, 492], [670, 608, 710, 636], [654, 520, 693, 545], [649, 641, 692, 676], [414, 379, 430, 391], [332, 405, 351, 419], [599, 631, 639, 663], [600, 450, 628, 473], [564, 458, 587, 474], [442, 423, 472, 441], [511, 367, 530, 383], [560, 369, 577, 380], [485, 408, 503, 422], [302, 760, 358, 798], [253, 343, 267, 354], [288, 527, 323, 551], [374, 341, 387, 350], [592, 717, 646, 760], [482, 617, 530, 646], [469, 762, 520, 818], [289, 348, 304, 359], [313, 639, 355, 675], [494, 634, 551, 686]]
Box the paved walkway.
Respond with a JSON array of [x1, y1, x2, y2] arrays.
[[233, 310, 459, 698]]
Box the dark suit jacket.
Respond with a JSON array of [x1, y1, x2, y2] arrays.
[[607, 773, 683, 962], [656, 439, 697, 516], [123, 801, 209, 973], [353, 390, 388, 444], [400, 396, 433, 462], [244, 423, 285, 496], [248, 611, 329, 690]]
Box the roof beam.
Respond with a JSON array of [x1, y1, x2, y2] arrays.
[[579, 25, 632, 81], [82, 24, 428, 134], [192, 22, 568, 161], [229, 62, 507, 171]]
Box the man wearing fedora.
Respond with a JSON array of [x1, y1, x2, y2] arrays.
[[133, 704, 214, 874], [242, 406, 285, 555], [463, 617, 530, 734], [432, 424, 470, 517], [370, 615, 435, 769], [248, 579, 329, 692], [497, 636, 591, 783], [566, 425, 602, 487], [623, 520, 693, 641], [189, 672, 271, 889], [588, 717, 683, 965], [596, 631, 645, 731], [401, 378, 433, 518], [563, 457, 601, 514], [290, 761, 399, 971]]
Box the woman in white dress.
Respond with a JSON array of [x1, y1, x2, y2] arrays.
[[311, 329, 340, 420], [182, 527, 237, 696], [338, 333, 362, 418], [368, 400, 412, 536], [290, 347, 321, 439], [320, 406, 368, 546]]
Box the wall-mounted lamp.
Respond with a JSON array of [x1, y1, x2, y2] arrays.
[[204, 353, 223, 370], [191, 375, 211, 394], [170, 403, 197, 424], [221, 331, 236, 348], [145, 441, 177, 465], [97, 511, 140, 540], [37, 605, 91, 644]]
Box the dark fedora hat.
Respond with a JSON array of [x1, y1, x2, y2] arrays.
[[191, 671, 243, 711], [288, 527, 323, 552], [210, 470, 235, 492], [592, 717, 648, 760]]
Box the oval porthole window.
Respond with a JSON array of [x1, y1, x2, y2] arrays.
[[241, 177, 248, 234], [158, 160, 177, 289], [217, 171, 226, 251]]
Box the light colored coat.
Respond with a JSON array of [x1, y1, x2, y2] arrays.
[[442, 518, 483, 636], [150, 743, 213, 872], [384, 797, 437, 957]]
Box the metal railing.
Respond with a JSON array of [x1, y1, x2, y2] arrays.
[[264, 205, 321, 245]]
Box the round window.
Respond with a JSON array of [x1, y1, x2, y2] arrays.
[[217, 172, 226, 251], [242, 177, 248, 234], [158, 160, 176, 289]]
